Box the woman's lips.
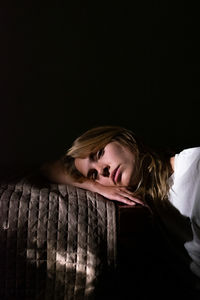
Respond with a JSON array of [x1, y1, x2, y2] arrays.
[[112, 166, 121, 184]]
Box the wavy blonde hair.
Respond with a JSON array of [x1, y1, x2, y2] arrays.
[[64, 125, 173, 202]]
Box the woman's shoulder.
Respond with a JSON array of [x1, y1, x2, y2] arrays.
[[176, 147, 200, 158], [174, 147, 200, 175]]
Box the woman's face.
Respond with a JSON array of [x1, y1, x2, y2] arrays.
[[74, 141, 136, 186]]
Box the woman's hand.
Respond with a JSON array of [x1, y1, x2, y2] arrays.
[[75, 178, 146, 207], [93, 183, 145, 206]]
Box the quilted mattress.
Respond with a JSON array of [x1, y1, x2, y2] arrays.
[[0, 174, 117, 300]]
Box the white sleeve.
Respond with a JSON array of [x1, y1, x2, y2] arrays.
[[184, 196, 200, 278]]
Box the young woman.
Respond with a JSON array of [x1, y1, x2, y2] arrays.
[[41, 125, 200, 282]]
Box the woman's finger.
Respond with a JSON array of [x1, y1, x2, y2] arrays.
[[117, 187, 144, 204], [114, 196, 136, 206], [111, 193, 143, 206], [118, 192, 145, 206]]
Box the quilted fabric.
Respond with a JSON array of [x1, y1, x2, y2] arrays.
[[0, 175, 117, 300]]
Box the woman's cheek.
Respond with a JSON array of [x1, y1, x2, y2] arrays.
[[122, 169, 133, 186]]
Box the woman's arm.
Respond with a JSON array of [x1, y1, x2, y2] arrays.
[[40, 159, 145, 206]]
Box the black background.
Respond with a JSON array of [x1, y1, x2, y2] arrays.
[[0, 1, 200, 176]]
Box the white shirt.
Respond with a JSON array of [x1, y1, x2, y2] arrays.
[[168, 147, 200, 278]]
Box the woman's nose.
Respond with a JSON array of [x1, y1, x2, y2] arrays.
[[101, 166, 110, 177], [95, 163, 110, 177]]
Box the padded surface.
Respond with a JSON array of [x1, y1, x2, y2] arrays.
[[0, 175, 117, 300]]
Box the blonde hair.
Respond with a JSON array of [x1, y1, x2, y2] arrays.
[[64, 125, 172, 202]]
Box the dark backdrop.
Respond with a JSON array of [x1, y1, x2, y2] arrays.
[[0, 1, 200, 176]]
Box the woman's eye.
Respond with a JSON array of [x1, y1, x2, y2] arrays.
[[97, 148, 104, 159]]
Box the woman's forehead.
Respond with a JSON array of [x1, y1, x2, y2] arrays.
[[74, 157, 90, 177]]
